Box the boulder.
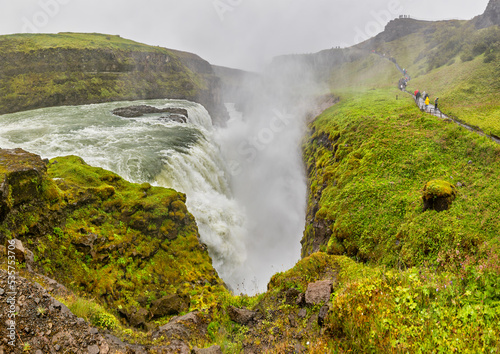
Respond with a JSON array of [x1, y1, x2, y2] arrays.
[[129, 308, 149, 329], [152, 311, 205, 341], [111, 105, 188, 119], [10, 238, 26, 263], [422, 180, 457, 212], [227, 306, 258, 326], [71, 233, 98, 256], [305, 280, 333, 305], [150, 294, 190, 319]]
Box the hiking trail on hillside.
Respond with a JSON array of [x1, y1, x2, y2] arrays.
[[374, 52, 500, 145]]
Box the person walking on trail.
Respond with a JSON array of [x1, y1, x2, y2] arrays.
[[434, 97, 439, 111], [425, 96, 430, 111], [415, 90, 421, 100]]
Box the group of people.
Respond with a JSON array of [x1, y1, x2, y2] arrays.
[[397, 68, 440, 113], [398, 77, 409, 90], [414, 89, 439, 111]]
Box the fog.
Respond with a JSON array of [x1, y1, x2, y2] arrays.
[[0, 0, 490, 71]]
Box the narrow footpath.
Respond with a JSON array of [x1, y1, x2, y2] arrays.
[[375, 51, 500, 145]]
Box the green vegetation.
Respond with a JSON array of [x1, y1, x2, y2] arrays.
[[1, 14, 499, 353], [66, 296, 119, 330], [373, 22, 500, 136], [0, 33, 214, 116], [304, 87, 500, 265], [39, 155, 225, 312], [0, 151, 227, 347]]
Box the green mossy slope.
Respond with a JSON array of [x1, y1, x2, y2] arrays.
[[302, 87, 500, 265], [0, 149, 226, 333]]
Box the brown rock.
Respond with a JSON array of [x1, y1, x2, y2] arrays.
[[305, 280, 333, 305], [152, 311, 204, 341], [150, 294, 190, 318], [227, 306, 258, 326], [11, 239, 26, 263], [71, 233, 98, 255], [88, 344, 100, 354], [129, 308, 149, 329]]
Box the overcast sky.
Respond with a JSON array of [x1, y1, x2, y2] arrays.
[[0, 0, 490, 71]]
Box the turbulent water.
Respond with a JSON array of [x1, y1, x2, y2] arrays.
[[0, 99, 306, 294]]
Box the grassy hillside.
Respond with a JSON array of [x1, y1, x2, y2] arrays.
[[0, 33, 227, 124], [371, 21, 500, 136]]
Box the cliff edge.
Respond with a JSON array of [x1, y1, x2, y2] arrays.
[[0, 33, 228, 126]]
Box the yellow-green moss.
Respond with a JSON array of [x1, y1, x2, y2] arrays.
[[422, 179, 456, 200]]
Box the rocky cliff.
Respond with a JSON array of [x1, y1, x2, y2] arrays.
[[0, 33, 228, 126], [0, 148, 226, 352], [475, 0, 500, 29]]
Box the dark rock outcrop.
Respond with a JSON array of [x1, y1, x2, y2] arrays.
[[0, 269, 110, 353], [152, 312, 208, 352], [227, 306, 259, 326], [0, 148, 48, 221], [475, 0, 500, 29], [150, 294, 190, 319], [371, 18, 433, 44], [111, 105, 188, 119], [318, 304, 330, 327]]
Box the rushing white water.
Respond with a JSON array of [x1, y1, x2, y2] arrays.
[[0, 98, 307, 294]]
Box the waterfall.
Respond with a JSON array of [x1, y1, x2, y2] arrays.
[[0, 98, 307, 294]]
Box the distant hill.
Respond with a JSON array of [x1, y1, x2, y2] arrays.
[[0, 33, 228, 125]]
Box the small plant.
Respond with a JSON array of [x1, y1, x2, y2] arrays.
[[67, 297, 118, 330], [36, 306, 47, 316], [23, 342, 31, 352]]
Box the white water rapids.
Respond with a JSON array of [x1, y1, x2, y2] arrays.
[[0, 99, 306, 294]]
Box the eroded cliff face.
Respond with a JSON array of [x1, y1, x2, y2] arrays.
[[0, 33, 228, 126], [475, 0, 500, 29]]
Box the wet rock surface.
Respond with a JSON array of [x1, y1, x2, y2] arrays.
[[111, 105, 188, 119]]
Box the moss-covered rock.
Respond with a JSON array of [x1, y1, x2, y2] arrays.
[[422, 179, 457, 212], [0, 148, 226, 329]]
